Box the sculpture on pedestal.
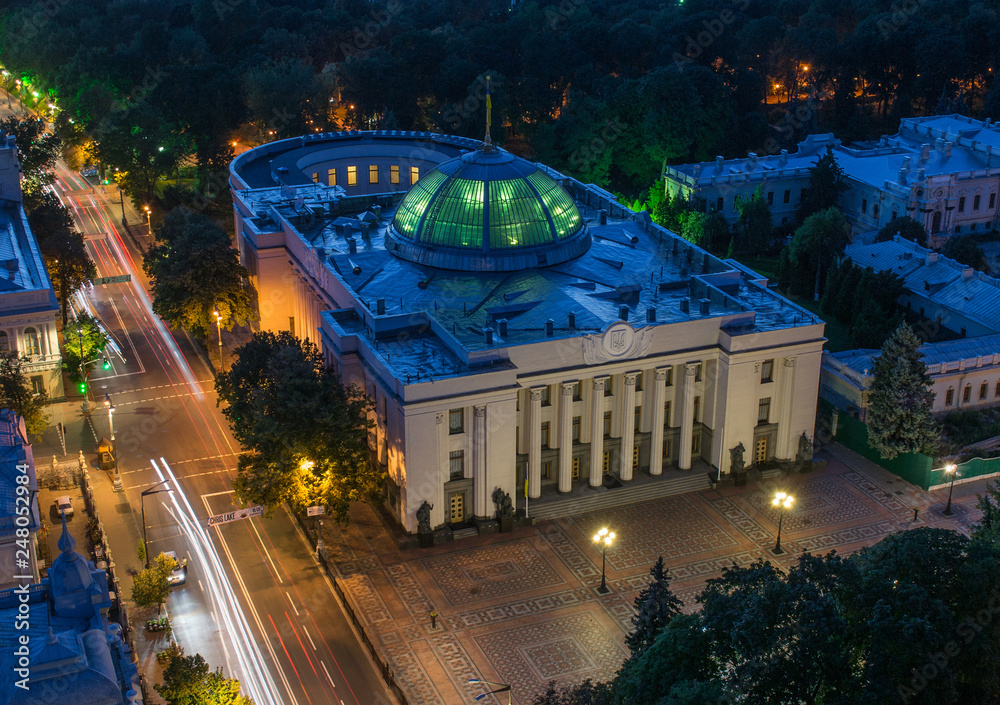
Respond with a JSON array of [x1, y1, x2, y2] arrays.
[[416, 501, 433, 533], [730, 442, 746, 476], [492, 488, 514, 518]]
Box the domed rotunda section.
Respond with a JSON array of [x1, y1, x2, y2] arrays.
[[386, 147, 590, 271]]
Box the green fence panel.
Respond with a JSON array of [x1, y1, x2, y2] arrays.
[[951, 456, 1000, 486], [833, 411, 934, 489]]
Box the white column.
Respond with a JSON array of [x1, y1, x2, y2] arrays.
[[472, 405, 488, 517], [678, 363, 698, 470], [620, 372, 637, 481], [776, 357, 797, 459], [649, 368, 668, 476], [528, 388, 543, 499], [558, 382, 574, 493], [589, 377, 607, 487]]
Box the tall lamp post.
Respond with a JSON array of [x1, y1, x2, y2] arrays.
[[143, 204, 152, 236], [104, 394, 123, 492], [592, 527, 615, 594], [943, 464, 958, 516], [213, 307, 223, 369], [772, 491, 794, 555], [468, 679, 512, 705], [141, 480, 173, 569]]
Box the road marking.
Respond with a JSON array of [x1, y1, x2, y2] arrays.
[[198, 580, 204, 593], [250, 518, 283, 584], [302, 625, 316, 651], [320, 661, 335, 688], [287, 592, 299, 616], [211, 612, 217, 624]]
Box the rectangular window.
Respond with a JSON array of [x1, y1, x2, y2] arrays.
[[327, 168, 337, 186], [410, 166, 419, 184], [572, 382, 582, 400], [991, 193, 996, 209], [572, 456, 580, 480], [872, 203, 879, 219], [543, 461, 552, 480], [347, 166, 357, 185], [30, 375, 44, 396], [716, 196, 724, 212], [603, 411, 611, 436], [946, 388, 954, 406], [971, 223, 978, 232], [390, 165, 399, 184], [758, 397, 771, 424], [664, 401, 671, 428], [449, 409, 464, 434], [981, 382, 989, 400], [665, 367, 673, 386], [862, 198, 867, 214], [959, 196, 966, 212], [955, 225, 962, 234], [312, 172, 319, 183], [964, 385, 972, 403], [892, 210, 898, 221], [767, 191, 774, 206], [633, 444, 640, 467], [695, 364, 702, 382], [572, 416, 581, 442], [783, 189, 790, 204], [635, 373, 643, 392], [634, 407, 641, 432], [369, 165, 379, 184], [540, 421, 550, 448], [541, 386, 551, 406], [692, 435, 700, 454], [694, 396, 700, 423], [449, 450, 465, 479], [761, 359, 774, 383], [602, 451, 610, 474], [974, 194, 981, 210], [605, 377, 613, 396]]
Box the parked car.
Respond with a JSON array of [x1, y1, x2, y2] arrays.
[[81, 166, 98, 177], [55, 496, 73, 518], [163, 550, 186, 586]]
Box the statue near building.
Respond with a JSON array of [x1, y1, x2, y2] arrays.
[[730, 442, 746, 476], [797, 433, 813, 471], [416, 501, 433, 534], [492, 487, 514, 519]]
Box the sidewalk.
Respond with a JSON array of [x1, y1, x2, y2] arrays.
[[317, 443, 991, 705]]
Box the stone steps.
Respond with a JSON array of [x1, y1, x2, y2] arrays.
[[527, 472, 712, 521]]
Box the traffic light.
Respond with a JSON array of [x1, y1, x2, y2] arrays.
[[78, 381, 87, 394], [102, 356, 111, 370]]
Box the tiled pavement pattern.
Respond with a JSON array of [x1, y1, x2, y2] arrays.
[[317, 445, 993, 705]]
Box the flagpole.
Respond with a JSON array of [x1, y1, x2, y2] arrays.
[[524, 477, 529, 518]]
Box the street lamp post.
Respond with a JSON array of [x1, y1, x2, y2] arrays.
[[469, 679, 512, 705], [592, 527, 615, 594], [140, 480, 173, 569], [118, 185, 125, 221], [213, 307, 223, 369], [104, 394, 122, 492], [143, 205, 152, 237], [943, 464, 958, 516], [772, 491, 794, 554]]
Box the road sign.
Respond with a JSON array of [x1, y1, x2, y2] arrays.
[[93, 274, 131, 285], [307, 505, 325, 517], [207, 505, 264, 527]]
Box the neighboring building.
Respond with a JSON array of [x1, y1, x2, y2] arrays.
[[0, 135, 63, 400], [0, 410, 39, 590], [664, 114, 1000, 240], [0, 518, 142, 705], [231, 130, 826, 535], [820, 236, 1000, 417]]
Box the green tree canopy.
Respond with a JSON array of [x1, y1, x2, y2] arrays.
[[38, 227, 96, 325], [867, 323, 938, 459], [624, 557, 683, 660], [876, 215, 928, 247], [798, 145, 848, 222], [131, 552, 177, 610], [0, 353, 48, 437], [143, 207, 257, 338], [155, 652, 253, 705], [63, 313, 111, 383], [215, 331, 379, 523], [942, 234, 989, 271], [788, 206, 851, 300], [734, 186, 772, 255], [0, 116, 59, 197]]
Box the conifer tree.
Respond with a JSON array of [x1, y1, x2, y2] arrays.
[[624, 556, 683, 659], [867, 324, 937, 459]]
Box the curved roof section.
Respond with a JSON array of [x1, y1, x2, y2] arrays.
[[386, 148, 589, 271]]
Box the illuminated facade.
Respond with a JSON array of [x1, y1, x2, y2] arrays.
[[231, 131, 825, 536]]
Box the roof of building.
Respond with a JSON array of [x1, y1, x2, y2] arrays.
[[0, 409, 36, 540], [845, 235, 1000, 334], [386, 146, 589, 271]]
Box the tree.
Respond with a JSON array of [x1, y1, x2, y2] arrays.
[[876, 215, 928, 246], [798, 145, 848, 222], [867, 323, 938, 459], [789, 207, 851, 300], [155, 652, 253, 705], [131, 552, 177, 611], [734, 186, 772, 255], [0, 116, 59, 197], [24, 190, 73, 235], [972, 480, 1000, 546], [215, 332, 379, 523], [943, 234, 989, 271], [624, 557, 683, 659], [0, 353, 48, 437], [143, 208, 257, 338], [39, 227, 96, 324], [62, 313, 110, 383]]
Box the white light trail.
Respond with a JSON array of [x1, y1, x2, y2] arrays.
[[152, 458, 287, 705]]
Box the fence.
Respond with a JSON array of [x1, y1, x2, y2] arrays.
[[294, 513, 410, 705]]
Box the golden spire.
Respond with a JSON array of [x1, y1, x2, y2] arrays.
[[483, 75, 493, 151]]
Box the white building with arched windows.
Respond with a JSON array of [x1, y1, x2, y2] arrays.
[[0, 135, 63, 400], [230, 131, 825, 537]]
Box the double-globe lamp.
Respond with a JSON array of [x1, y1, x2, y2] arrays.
[[772, 491, 794, 555], [593, 527, 615, 594]]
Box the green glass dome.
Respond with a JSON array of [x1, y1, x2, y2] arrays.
[[386, 148, 590, 271]]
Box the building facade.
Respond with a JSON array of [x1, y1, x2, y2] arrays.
[[230, 131, 825, 535], [0, 410, 39, 590], [664, 115, 1000, 241]]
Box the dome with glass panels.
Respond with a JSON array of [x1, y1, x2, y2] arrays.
[[385, 147, 590, 271]]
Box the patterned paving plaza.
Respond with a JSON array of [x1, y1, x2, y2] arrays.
[[319, 445, 990, 705]]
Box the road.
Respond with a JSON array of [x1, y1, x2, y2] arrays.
[[22, 115, 391, 705]]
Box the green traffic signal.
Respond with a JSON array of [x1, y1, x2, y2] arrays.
[[102, 356, 111, 370], [78, 382, 87, 394]]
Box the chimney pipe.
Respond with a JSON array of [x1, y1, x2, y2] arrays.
[[945, 141, 953, 158], [567, 311, 576, 329], [680, 299, 690, 314], [497, 318, 508, 336], [349, 259, 361, 275], [599, 209, 607, 225], [484, 328, 494, 345], [646, 307, 656, 323], [779, 149, 788, 167], [902, 156, 911, 171], [376, 298, 385, 315], [347, 238, 357, 254], [921, 143, 930, 161], [917, 168, 925, 181], [618, 305, 629, 321], [715, 155, 724, 172], [545, 319, 555, 337], [699, 298, 711, 315]]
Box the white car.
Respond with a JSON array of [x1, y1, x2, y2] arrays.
[[163, 550, 186, 586], [55, 496, 73, 518]]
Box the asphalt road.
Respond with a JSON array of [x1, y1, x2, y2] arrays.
[[24, 128, 391, 705]]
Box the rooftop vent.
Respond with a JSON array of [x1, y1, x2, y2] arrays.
[[921, 143, 930, 161], [484, 327, 494, 345], [646, 307, 657, 323], [545, 319, 555, 337], [347, 238, 357, 254], [699, 298, 711, 315], [680, 299, 690, 314], [376, 299, 386, 315], [567, 311, 576, 329], [497, 318, 508, 336], [349, 259, 361, 275], [618, 305, 629, 321]]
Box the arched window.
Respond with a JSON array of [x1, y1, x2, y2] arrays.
[[23, 327, 39, 356], [0, 331, 8, 352], [931, 211, 942, 233]]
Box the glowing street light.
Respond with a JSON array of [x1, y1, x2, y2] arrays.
[[213, 306, 223, 369], [943, 464, 958, 516], [771, 491, 794, 554], [104, 394, 123, 492], [143, 204, 152, 236], [469, 679, 512, 705], [593, 527, 615, 594]]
